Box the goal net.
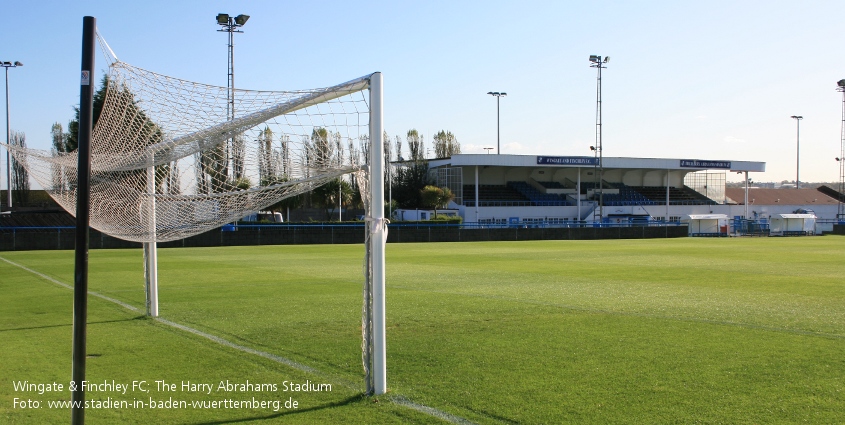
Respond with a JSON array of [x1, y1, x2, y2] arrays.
[[6, 37, 373, 243]]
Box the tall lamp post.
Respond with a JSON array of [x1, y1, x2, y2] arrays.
[[589, 55, 608, 222], [791, 115, 802, 189], [3, 60, 23, 210], [487, 91, 506, 154], [216, 13, 249, 178], [837, 80, 845, 220]]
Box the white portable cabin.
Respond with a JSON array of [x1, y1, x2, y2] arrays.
[[769, 213, 815, 236], [684, 214, 729, 236], [392, 209, 459, 221]]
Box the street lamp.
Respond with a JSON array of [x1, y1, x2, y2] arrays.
[[836, 79, 845, 220], [3, 60, 23, 210], [487, 91, 506, 154], [791, 115, 802, 189], [483, 147, 494, 154], [216, 13, 249, 180], [589, 55, 609, 222]]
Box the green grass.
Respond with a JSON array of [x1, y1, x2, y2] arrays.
[[2, 237, 844, 424]]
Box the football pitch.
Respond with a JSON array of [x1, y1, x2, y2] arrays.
[[2, 237, 844, 424]]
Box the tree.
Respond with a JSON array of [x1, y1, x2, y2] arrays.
[[51, 122, 68, 153], [419, 185, 454, 218], [63, 75, 171, 194], [407, 129, 425, 161], [263, 176, 304, 222], [313, 178, 353, 220], [50, 123, 71, 191], [65, 75, 109, 153], [257, 126, 276, 184], [311, 127, 333, 168], [392, 160, 432, 209], [10, 131, 30, 205], [433, 130, 460, 158], [390, 129, 432, 209]]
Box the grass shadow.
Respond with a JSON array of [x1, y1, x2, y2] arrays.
[[190, 394, 365, 424], [0, 315, 148, 333]]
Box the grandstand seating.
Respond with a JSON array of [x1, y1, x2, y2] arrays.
[[631, 186, 717, 205], [536, 181, 565, 189], [508, 181, 572, 206], [463, 184, 531, 206], [460, 181, 717, 207]]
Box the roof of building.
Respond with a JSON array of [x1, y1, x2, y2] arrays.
[[724, 188, 839, 205], [687, 214, 729, 220], [427, 154, 766, 172]]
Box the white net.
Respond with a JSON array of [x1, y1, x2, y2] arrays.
[[5, 36, 373, 243]]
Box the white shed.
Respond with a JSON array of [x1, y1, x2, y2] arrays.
[[684, 214, 729, 236], [770, 213, 816, 236]]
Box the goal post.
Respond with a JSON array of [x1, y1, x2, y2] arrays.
[[368, 72, 387, 395]]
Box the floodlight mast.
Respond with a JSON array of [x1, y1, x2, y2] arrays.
[[2, 60, 22, 210], [837, 80, 845, 220], [487, 92, 507, 154], [589, 55, 608, 222], [216, 13, 249, 167], [791, 115, 803, 189]]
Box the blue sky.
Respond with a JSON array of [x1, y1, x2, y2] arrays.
[[3, 0, 845, 186]]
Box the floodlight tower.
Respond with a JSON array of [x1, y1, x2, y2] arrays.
[[589, 55, 608, 222], [791, 115, 802, 189], [3, 60, 22, 210], [837, 80, 845, 220], [487, 92, 506, 154], [216, 13, 249, 173]]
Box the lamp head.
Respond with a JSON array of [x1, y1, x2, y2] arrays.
[[14, 61, 22, 66], [791, 115, 802, 120], [216, 13, 229, 24], [589, 55, 600, 63], [838, 79, 845, 88], [590, 146, 596, 151], [235, 14, 250, 25], [2, 62, 10, 66], [604, 56, 610, 63]]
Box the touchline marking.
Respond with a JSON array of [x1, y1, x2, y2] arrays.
[[2, 255, 475, 425], [0, 256, 139, 312]]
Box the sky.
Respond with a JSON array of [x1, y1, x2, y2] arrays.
[[3, 0, 845, 187]]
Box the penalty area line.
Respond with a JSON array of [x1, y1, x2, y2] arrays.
[[1, 254, 476, 425]]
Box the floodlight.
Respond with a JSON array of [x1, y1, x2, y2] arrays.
[[838, 79, 845, 88], [590, 146, 596, 151], [2, 62, 10, 66], [791, 115, 803, 119], [604, 56, 610, 63], [500, 92, 507, 96], [216, 13, 229, 24], [589, 55, 600, 62], [487, 91, 494, 95], [235, 14, 250, 25], [14, 61, 22, 66]]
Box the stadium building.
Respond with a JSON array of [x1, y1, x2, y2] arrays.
[[407, 154, 843, 234]]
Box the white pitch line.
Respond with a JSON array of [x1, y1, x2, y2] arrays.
[[0, 256, 139, 312], [1, 254, 476, 425]]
